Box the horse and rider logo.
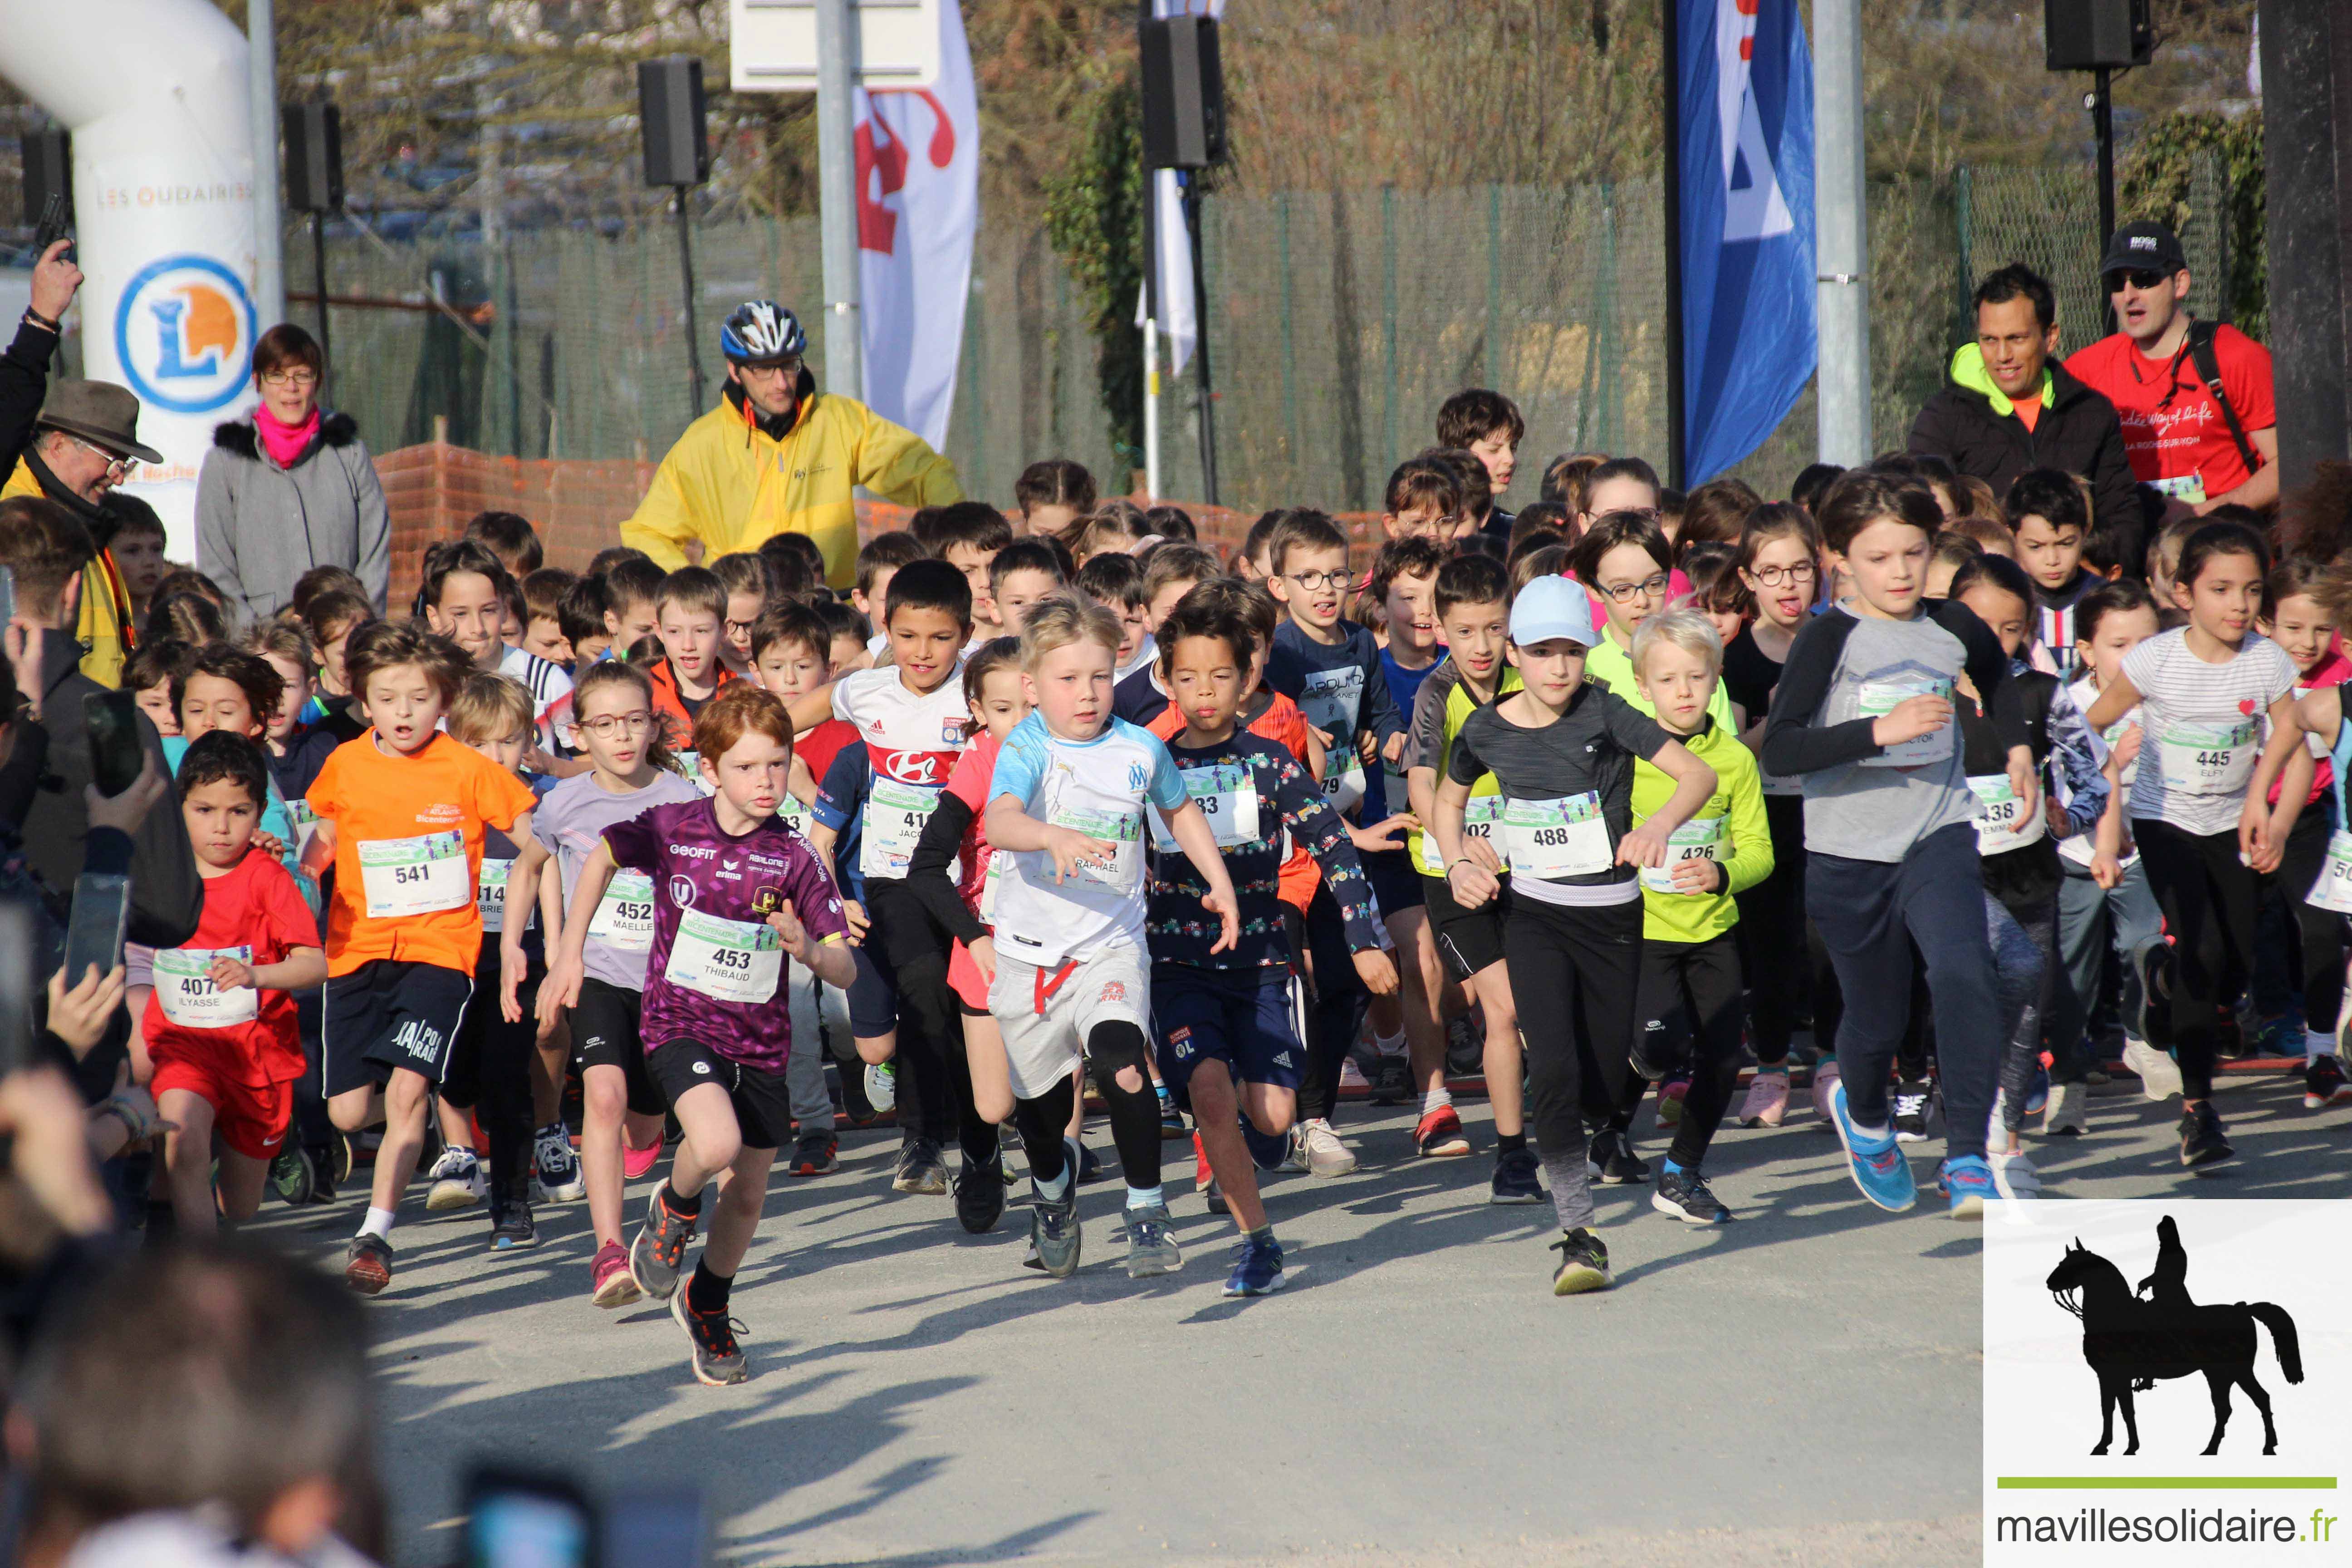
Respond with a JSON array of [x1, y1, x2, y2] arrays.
[[2045, 1215, 2303, 1458]]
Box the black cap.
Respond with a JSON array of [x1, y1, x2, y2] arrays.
[[2098, 221, 2188, 280]]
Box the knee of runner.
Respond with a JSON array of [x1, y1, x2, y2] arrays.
[[580, 1072, 628, 1122], [1087, 1020, 1150, 1085]]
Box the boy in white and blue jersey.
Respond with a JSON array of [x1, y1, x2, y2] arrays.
[[985, 595, 1240, 1283]]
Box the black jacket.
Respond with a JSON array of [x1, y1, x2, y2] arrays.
[[20, 630, 201, 951], [0, 316, 58, 485], [1908, 356, 2142, 552]]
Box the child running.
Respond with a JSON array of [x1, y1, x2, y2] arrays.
[[540, 683, 854, 1384]]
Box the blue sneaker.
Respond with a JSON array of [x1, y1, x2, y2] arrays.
[[1827, 1078, 1916, 1213], [1936, 1154, 1994, 1219], [1223, 1232, 1285, 1296], [2024, 1065, 2049, 1119]]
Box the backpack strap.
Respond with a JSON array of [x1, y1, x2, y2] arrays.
[[2185, 319, 2261, 479]]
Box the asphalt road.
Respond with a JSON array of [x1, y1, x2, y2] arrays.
[[249, 1067, 2348, 1567]]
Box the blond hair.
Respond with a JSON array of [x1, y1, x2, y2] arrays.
[[1017, 592, 1122, 672], [1630, 607, 1724, 681], [448, 671, 535, 747]]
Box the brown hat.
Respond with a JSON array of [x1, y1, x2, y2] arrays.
[[35, 381, 164, 466]]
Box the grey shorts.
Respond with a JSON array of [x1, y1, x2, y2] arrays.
[[989, 946, 1151, 1102]]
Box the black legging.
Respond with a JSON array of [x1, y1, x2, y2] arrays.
[[865, 880, 994, 1165], [2267, 807, 2347, 1039], [440, 968, 538, 1215], [2134, 818, 2262, 1101], [1288, 884, 1369, 1125], [1734, 793, 1809, 1066], [1634, 931, 1746, 1170]]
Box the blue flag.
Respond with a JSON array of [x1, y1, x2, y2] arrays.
[[1676, 0, 1816, 482]]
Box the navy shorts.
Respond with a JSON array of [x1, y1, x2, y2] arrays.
[[322, 958, 477, 1098], [1152, 964, 1305, 1102], [848, 940, 898, 1038], [1360, 848, 1424, 922]]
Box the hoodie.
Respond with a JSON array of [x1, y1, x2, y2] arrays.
[[1908, 344, 2142, 554]]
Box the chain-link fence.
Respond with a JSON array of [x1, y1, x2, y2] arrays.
[[297, 150, 2234, 510]]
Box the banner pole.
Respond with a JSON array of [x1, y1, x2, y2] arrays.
[[816, 0, 863, 401], [1660, 0, 1687, 489], [1814, 0, 1871, 465]]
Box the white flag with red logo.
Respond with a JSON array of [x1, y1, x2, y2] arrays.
[[854, 0, 980, 447]]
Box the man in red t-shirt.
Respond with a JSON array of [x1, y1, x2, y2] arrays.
[[2063, 220, 2277, 514]]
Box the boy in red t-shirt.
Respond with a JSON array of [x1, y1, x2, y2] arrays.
[[146, 732, 326, 1234]]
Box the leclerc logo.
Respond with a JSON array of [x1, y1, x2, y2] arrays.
[[1983, 1201, 2348, 1563], [113, 255, 256, 415]]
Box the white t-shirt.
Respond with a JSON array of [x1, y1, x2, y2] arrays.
[[2119, 628, 2296, 837], [1116, 634, 1158, 683], [986, 712, 1186, 966], [2058, 674, 2135, 870], [499, 644, 573, 722], [832, 663, 971, 881]]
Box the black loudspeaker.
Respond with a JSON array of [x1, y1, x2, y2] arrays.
[[638, 58, 709, 189], [283, 103, 343, 213], [20, 129, 69, 228], [2045, 0, 2153, 69], [1141, 17, 1225, 170]]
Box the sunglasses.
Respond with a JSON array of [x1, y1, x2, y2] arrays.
[[2105, 268, 2172, 293]]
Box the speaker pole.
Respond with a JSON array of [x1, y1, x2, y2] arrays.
[[2091, 65, 2115, 248], [1185, 176, 1218, 506], [311, 212, 330, 399], [676, 186, 705, 412], [1659, 0, 1687, 490]]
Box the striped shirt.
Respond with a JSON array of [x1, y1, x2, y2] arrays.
[[2119, 628, 2295, 837]]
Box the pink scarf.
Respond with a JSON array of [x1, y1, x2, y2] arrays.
[[255, 403, 320, 467]]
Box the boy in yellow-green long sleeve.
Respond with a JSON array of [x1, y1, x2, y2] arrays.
[[1623, 610, 1774, 1226]]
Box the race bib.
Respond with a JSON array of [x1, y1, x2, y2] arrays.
[[2151, 473, 2209, 505], [476, 857, 528, 934], [1637, 815, 1725, 894], [1970, 773, 2049, 856], [587, 869, 657, 952], [662, 907, 782, 1004], [1759, 768, 1804, 798], [776, 790, 811, 835], [1417, 794, 1502, 875], [1319, 750, 1367, 817], [1049, 801, 1145, 890], [1855, 677, 1955, 769], [860, 777, 944, 881], [1501, 793, 1612, 879], [978, 849, 1001, 924], [284, 799, 324, 861], [153, 945, 257, 1029], [675, 750, 713, 797], [1150, 762, 1261, 851], [2156, 717, 2257, 796], [358, 831, 470, 919], [1296, 666, 1366, 737], [2308, 831, 2352, 916]]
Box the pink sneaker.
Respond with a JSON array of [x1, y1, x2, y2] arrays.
[[622, 1132, 664, 1182], [1655, 1078, 1688, 1127], [1809, 1058, 1842, 1123], [1738, 1069, 1789, 1128], [591, 1240, 641, 1309]]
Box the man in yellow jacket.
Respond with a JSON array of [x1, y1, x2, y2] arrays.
[[621, 301, 963, 588], [1, 381, 161, 688]]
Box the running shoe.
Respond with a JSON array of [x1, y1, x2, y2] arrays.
[[1204, 1176, 1228, 1215], [269, 1146, 319, 1206], [2023, 1066, 2050, 1119], [1075, 1142, 1106, 1184], [2132, 942, 2173, 1048], [1446, 1011, 1485, 1078], [1737, 1068, 1789, 1128], [343, 1233, 393, 1295], [622, 1132, 665, 1181], [1586, 1128, 1648, 1185], [1414, 1104, 1470, 1158], [1826, 1077, 1916, 1213], [2179, 1101, 2233, 1169], [953, 1147, 1004, 1235], [892, 1137, 947, 1195], [492, 1198, 539, 1250], [1241, 1118, 1291, 1172], [1027, 1177, 1082, 1279], [2254, 1009, 2301, 1060], [671, 1289, 749, 1386], [2304, 1054, 2352, 1109], [1488, 1146, 1544, 1205], [2122, 1037, 2184, 1101], [1653, 1077, 1688, 1129], [1891, 1081, 1935, 1144], [591, 1240, 641, 1308], [1808, 1056, 1842, 1123], [1122, 1202, 1182, 1278], [2042, 1081, 2088, 1136], [534, 1124, 585, 1203], [1338, 1056, 1372, 1094], [1192, 1132, 1213, 1194], [786, 1129, 839, 1178], [1652, 1165, 1731, 1225], [1282, 1125, 1311, 1172], [425, 1147, 486, 1212], [629, 1185, 698, 1301], [1368, 1054, 1414, 1105], [1223, 1232, 1285, 1296], [1299, 1117, 1357, 1177], [1988, 1148, 2041, 1200], [1157, 1091, 1188, 1140], [1548, 1229, 1612, 1295], [1936, 1154, 1994, 1219], [863, 1062, 897, 1115]]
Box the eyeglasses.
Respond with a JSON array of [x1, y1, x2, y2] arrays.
[[1747, 561, 1818, 588], [260, 369, 320, 389], [725, 618, 759, 638], [1596, 572, 1671, 604], [66, 435, 134, 481], [576, 712, 654, 738], [1285, 569, 1352, 593], [2105, 268, 2171, 293]]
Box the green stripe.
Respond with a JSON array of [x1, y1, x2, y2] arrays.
[[1997, 1477, 2337, 1490]]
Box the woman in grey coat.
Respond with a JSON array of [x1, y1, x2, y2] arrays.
[[195, 322, 390, 618]]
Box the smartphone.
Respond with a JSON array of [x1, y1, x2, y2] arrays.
[[59, 873, 128, 990], [84, 690, 142, 797], [601, 1489, 707, 1568], [464, 1468, 597, 1568], [0, 896, 39, 1074], [30, 192, 70, 266]]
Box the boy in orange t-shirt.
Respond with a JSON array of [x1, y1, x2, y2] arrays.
[[302, 621, 538, 1296]]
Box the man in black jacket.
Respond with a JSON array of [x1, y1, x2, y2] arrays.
[[0, 241, 84, 481], [1910, 262, 2141, 554]]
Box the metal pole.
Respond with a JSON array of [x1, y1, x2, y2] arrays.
[[1813, 0, 1871, 466], [1659, 0, 1687, 487], [816, 0, 863, 400], [1138, 0, 1159, 496], [1142, 318, 1161, 499], [1186, 178, 1218, 506], [247, 0, 286, 329], [2092, 67, 2116, 248], [675, 190, 705, 411], [311, 212, 331, 400]]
